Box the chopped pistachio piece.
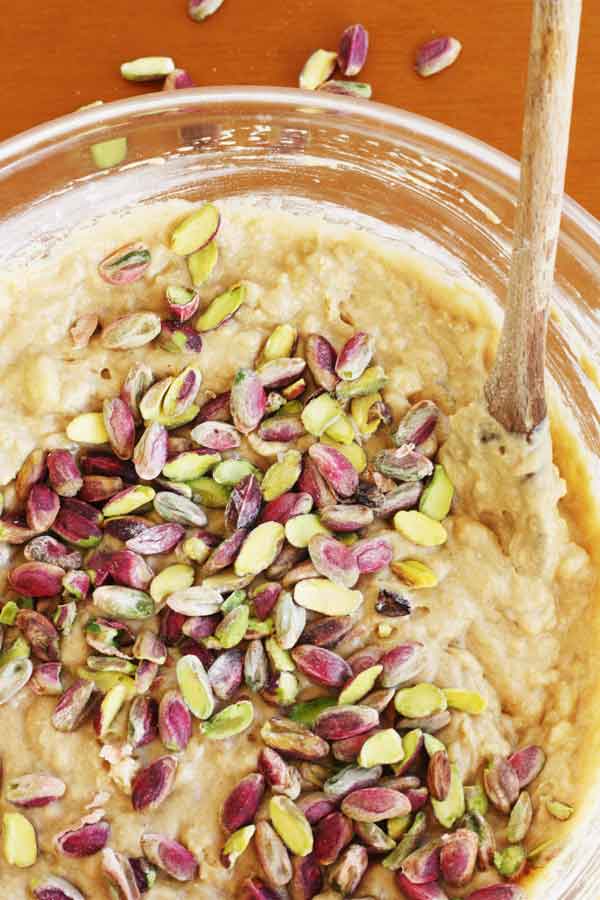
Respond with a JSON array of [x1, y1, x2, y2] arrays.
[[443, 687, 488, 714], [3, 812, 37, 867], [546, 798, 574, 820], [419, 464, 454, 520], [120, 56, 175, 82], [394, 683, 447, 718], [358, 728, 404, 767], [393, 510, 447, 546]]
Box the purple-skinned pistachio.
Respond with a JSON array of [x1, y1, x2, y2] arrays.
[[348, 644, 383, 675], [225, 474, 262, 531], [135, 660, 159, 694], [254, 819, 293, 886], [507, 745, 546, 788], [296, 792, 337, 825], [101, 312, 161, 349], [6, 772, 66, 808], [380, 642, 426, 688], [251, 582, 282, 620], [159, 689, 192, 751], [101, 848, 142, 900], [244, 638, 269, 691], [53, 602, 77, 635], [416, 36, 462, 78], [353, 535, 393, 574], [191, 420, 241, 451], [242, 878, 284, 900], [79, 475, 124, 502], [258, 747, 301, 800], [163, 366, 203, 418], [331, 729, 379, 763], [52, 506, 103, 549], [208, 648, 244, 700], [400, 839, 442, 884], [291, 644, 352, 687], [197, 390, 231, 423], [230, 368, 266, 433], [257, 357, 306, 389], [103, 397, 136, 460], [314, 705, 379, 742], [133, 630, 167, 664], [282, 560, 318, 587], [323, 765, 383, 802], [395, 875, 449, 899], [0, 517, 39, 545], [81, 453, 137, 481], [393, 400, 440, 448], [320, 80, 372, 98], [260, 492, 313, 526], [31, 875, 85, 900], [26, 484, 60, 533], [305, 334, 339, 392], [55, 810, 110, 857], [159, 319, 204, 354], [52, 679, 99, 732], [140, 832, 199, 882], [99, 242, 151, 285], [166, 285, 201, 321], [301, 614, 354, 648], [181, 613, 220, 641], [24, 534, 82, 569], [338, 23, 369, 76], [15, 447, 48, 502], [121, 362, 154, 424], [128, 695, 159, 749], [126, 523, 185, 555], [440, 828, 479, 887], [342, 787, 410, 823], [202, 528, 246, 574], [131, 755, 178, 811], [308, 534, 359, 588], [129, 855, 157, 894], [330, 842, 369, 894], [281, 378, 306, 400], [108, 550, 154, 590], [47, 450, 83, 498], [30, 661, 64, 695], [133, 423, 168, 481], [308, 443, 358, 498], [221, 773, 266, 832], [335, 331, 374, 381], [159, 608, 186, 646], [298, 456, 336, 510], [258, 416, 306, 442], [290, 852, 323, 899], [62, 496, 103, 524], [104, 515, 153, 542], [319, 503, 373, 532], [376, 589, 412, 617], [483, 756, 520, 813], [374, 446, 433, 482], [16, 609, 60, 660]]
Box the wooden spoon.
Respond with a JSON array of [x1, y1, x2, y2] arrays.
[[484, 0, 581, 434]]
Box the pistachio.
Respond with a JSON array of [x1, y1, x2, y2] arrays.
[[65, 412, 109, 445], [140, 832, 199, 881], [53, 507, 103, 550], [132, 422, 167, 481], [394, 876, 448, 898], [198, 390, 232, 424], [125, 694, 158, 748], [119, 362, 154, 424], [438, 828, 479, 887], [134, 660, 159, 695], [241, 640, 267, 693], [188, 238, 219, 286], [393, 400, 439, 448], [431, 764, 465, 828], [148, 565, 194, 609], [82, 453, 137, 481], [285, 514, 330, 549], [95, 682, 127, 740], [120, 56, 175, 81], [504, 790, 533, 843], [395, 682, 446, 718], [101, 312, 162, 351], [307, 443, 358, 498], [203, 698, 254, 739], [258, 358, 307, 391], [330, 842, 369, 894], [107, 549, 153, 591], [357, 729, 404, 767], [493, 844, 527, 879], [362, 687, 396, 713], [300, 395, 340, 441], [338, 23, 369, 75], [467, 887, 525, 900], [319, 503, 373, 533], [130, 755, 178, 812], [55, 811, 110, 857], [374, 482, 424, 518], [181, 528, 220, 563], [299, 49, 338, 90], [250, 581, 282, 620], [101, 849, 143, 900], [176, 653, 215, 719], [6, 772, 65, 809], [202, 570, 254, 593], [393, 510, 447, 547], [261, 717, 330, 761], [416, 36, 462, 77], [126, 522, 184, 555], [260, 451, 301, 502], [382, 811, 427, 870], [290, 852, 323, 899], [87, 656, 135, 675], [235, 522, 285, 576], [483, 756, 520, 814], [298, 456, 336, 510], [507, 745, 546, 788], [261, 492, 313, 528], [427, 749, 451, 801], [291, 644, 351, 687], [296, 792, 337, 825], [350, 392, 383, 437], [313, 810, 353, 866], [222, 772, 266, 831], [243, 878, 282, 899], [305, 334, 339, 391], [341, 787, 410, 823], [259, 324, 297, 363], [295, 578, 362, 616], [336, 365, 387, 402], [379, 642, 424, 689], [0, 636, 31, 668], [9, 562, 63, 599], [221, 824, 256, 870], [546, 798, 574, 820], [321, 435, 368, 473], [166, 285, 201, 323], [335, 332, 374, 381], [103, 484, 155, 518], [274, 591, 307, 651], [31, 875, 85, 900], [3, 811, 37, 867], [158, 319, 203, 354], [255, 820, 293, 886], [400, 838, 442, 884], [443, 688, 487, 714], [0, 517, 37, 549], [162, 366, 203, 419], [30, 661, 63, 696], [270, 796, 313, 857], [464, 784, 489, 816], [16, 448, 48, 502], [352, 537, 393, 578], [170, 204, 220, 255], [15, 610, 59, 661], [314, 705, 379, 742], [288, 697, 336, 729], [93, 586, 156, 619], [207, 649, 244, 700]]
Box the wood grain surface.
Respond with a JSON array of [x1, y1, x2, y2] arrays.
[[0, 0, 598, 218]]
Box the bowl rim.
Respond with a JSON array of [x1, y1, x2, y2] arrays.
[[1, 85, 599, 244]]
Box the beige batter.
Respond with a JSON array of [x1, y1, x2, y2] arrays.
[[0, 200, 598, 898]]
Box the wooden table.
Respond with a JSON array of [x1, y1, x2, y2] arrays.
[[1, 0, 598, 217]]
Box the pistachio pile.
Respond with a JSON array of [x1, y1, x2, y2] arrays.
[[0, 206, 570, 900]]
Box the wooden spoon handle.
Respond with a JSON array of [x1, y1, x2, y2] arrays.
[[484, 0, 581, 434]]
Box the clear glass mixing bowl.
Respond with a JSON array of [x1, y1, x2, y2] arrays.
[[0, 87, 598, 898]]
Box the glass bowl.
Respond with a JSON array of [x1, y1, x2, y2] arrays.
[[0, 87, 598, 898]]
